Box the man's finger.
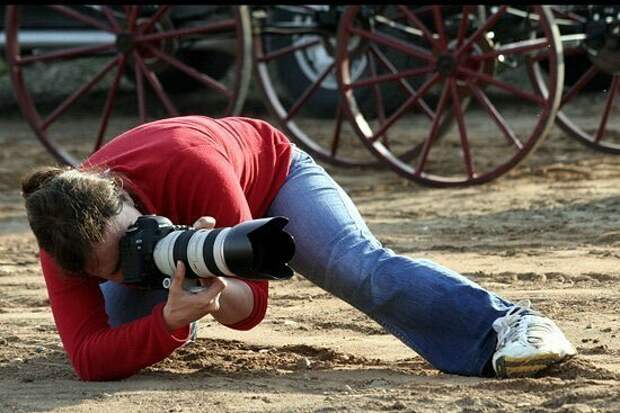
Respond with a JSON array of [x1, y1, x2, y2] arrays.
[[193, 277, 226, 304], [193, 216, 216, 230], [170, 261, 186, 292]]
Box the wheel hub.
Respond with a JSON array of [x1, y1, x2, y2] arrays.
[[436, 54, 457, 76], [115, 32, 135, 53], [133, 17, 179, 73]]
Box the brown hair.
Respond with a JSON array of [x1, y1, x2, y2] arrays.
[[21, 166, 126, 275]]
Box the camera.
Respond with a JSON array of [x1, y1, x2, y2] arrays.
[[119, 215, 295, 289]]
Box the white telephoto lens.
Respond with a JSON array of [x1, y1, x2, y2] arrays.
[[213, 228, 234, 276], [153, 230, 184, 276], [186, 230, 216, 277]]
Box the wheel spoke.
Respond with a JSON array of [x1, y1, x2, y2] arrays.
[[48, 5, 112, 32], [140, 42, 232, 98], [551, 7, 587, 24], [127, 6, 139, 31], [415, 82, 450, 175], [594, 76, 619, 143], [346, 65, 434, 90], [330, 103, 344, 157], [531, 38, 586, 62], [259, 25, 327, 37], [132, 50, 147, 124], [134, 53, 179, 116], [397, 6, 439, 49], [458, 66, 546, 105], [95, 55, 127, 150], [372, 13, 428, 40], [449, 79, 474, 178], [369, 73, 439, 143], [273, 5, 317, 15], [41, 56, 121, 130], [257, 38, 321, 63], [456, 6, 473, 47], [101, 6, 121, 32], [18, 43, 116, 65], [368, 51, 389, 146], [455, 5, 508, 59], [432, 6, 447, 50], [560, 65, 599, 107], [285, 61, 335, 122], [139, 6, 171, 34], [471, 38, 550, 61], [369, 44, 435, 120], [467, 80, 523, 150], [348, 26, 434, 63], [135, 19, 236, 43]]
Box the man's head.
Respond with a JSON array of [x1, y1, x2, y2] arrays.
[[21, 167, 139, 280]]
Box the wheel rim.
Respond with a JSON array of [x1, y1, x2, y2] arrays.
[[529, 7, 620, 154], [557, 75, 620, 154], [252, 5, 379, 167], [5, 5, 252, 166], [337, 5, 563, 187]]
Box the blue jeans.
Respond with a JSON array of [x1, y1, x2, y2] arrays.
[[101, 146, 513, 375], [266, 147, 514, 376]]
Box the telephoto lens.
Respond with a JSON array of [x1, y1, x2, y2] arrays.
[[120, 215, 295, 289]]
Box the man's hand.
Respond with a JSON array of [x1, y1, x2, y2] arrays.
[[162, 261, 227, 331], [193, 216, 216, 230], [182, 214, 254, 326]]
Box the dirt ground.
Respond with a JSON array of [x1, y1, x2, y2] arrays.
[[0, 102, 619, 413]]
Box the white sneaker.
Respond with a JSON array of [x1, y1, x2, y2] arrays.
[[492, 300, 577, 378]]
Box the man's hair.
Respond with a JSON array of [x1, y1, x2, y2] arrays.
[[21, 166, 125, 275]]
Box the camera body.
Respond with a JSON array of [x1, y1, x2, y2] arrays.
[[119, 215, 295, 289], [119, 215, 184, 289]]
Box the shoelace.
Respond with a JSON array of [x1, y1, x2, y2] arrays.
[[494, 300, 555, 349]]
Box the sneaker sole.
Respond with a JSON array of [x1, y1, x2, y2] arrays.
[[494, 352, 574, 378]]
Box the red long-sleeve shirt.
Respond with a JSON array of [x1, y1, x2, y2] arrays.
[[39, 116, 292, 381]]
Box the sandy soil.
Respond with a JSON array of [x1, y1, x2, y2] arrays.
[[0, 104, 619, 413]]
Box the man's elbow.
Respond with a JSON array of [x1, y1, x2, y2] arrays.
[[73, 363, 135, 382], [70, 348, 135, 381]]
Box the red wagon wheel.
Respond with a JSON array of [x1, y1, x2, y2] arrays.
[[336, 5, 564, 187], [5, 5, 252, 166], [529, 7, 620, 154], [252, 5, 383, 167]]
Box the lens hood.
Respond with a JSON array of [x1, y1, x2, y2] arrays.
[[223, 216, 295, 280]]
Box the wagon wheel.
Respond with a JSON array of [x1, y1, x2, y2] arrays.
[[5, 5, 252, 166], [336, 5, 564, 187], [528, 7, 620, 154], [252, 5, 385, 167]]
